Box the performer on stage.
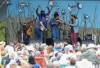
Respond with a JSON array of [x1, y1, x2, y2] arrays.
[[19, 21, 33, 45], [22, 23, 30, 45], [26, 21, 33, 42], [35, 6, 50, 43], [69, 15, 78, 47], [50, 12, 63, 42]]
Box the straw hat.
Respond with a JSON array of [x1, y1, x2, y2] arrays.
[[64, 44, 73, 51], [54, 43, 61, 48], [40, 43, 47, 50], [68, 53, 77, 60], [41, 43, 47, 47], [76, 59, 95, 68], [59, 59, 69, 65], [87, 43, 96, 49], [26, 45, 35, 51], [96, 44, 100, 49]]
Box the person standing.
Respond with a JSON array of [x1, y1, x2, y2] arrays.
[[35, 6, 50, 43], [22, 23, 31, 45], [50, 12, 63, 42], [69, 15, 78, 47]]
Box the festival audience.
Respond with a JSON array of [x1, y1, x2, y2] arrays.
[[0, 41, 100, 68]]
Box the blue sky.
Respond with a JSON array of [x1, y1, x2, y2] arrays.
[[8, 0, 100, 28]]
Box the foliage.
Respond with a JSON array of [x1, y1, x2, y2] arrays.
[[0, 21, 6, 41]]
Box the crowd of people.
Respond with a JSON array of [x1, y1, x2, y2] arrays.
[[0, 40, 100, 68]]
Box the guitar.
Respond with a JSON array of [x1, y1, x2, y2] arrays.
[[26, 20, 35, 37], [40, 21, 47, 31], [26, 25, 33, 37]]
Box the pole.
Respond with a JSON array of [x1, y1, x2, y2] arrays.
[[84, 18, 87, 36], [93, 7, 97, 44]]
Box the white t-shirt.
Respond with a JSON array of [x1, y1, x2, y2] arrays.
[[5, 45, 14, 54]]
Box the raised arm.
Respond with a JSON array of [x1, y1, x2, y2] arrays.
[[36, 7, 40, 16], [46, 7, 51, 16]]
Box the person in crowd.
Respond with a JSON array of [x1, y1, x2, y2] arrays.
[[1, 39, 100, 68], [46, 38, 54, 46], [80, 43, 97, 63], [76, 59, 95, 68], [14, 43, 23, 51], [0, 65, 1, 68], [28, 56, 40, 68], [65, 58, 77, 68], [46, 62, 54, 68], [96, 47, 100, 64], [77, 35, 82, 45], [50, 11, 63, 42], [26, 21, 34, 43], [35, 6, 50, 43], [53, 61, 60, 68], [6, 60, 16, 68]]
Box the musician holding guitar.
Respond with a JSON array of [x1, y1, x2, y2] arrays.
[[36, 6, 50, 43], [22, 21, 33, 45], [26, 21, 34, 37]]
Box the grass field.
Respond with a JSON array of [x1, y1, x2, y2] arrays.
[[0, 22, 5, 41]]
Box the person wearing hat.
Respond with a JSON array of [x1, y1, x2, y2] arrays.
[[35, 6, 50, 43], [50, 11, 63, 42], [76, 59, 95, 68], [79, 44, 97, 63]]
